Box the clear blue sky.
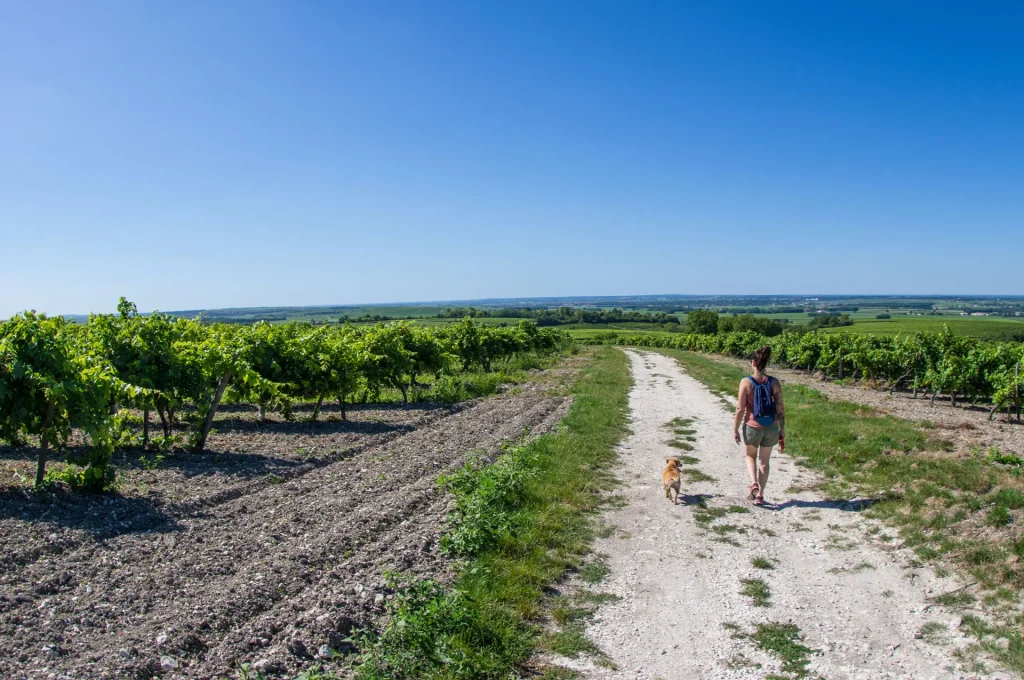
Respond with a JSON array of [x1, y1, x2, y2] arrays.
[[1, 1, 1022, 316]]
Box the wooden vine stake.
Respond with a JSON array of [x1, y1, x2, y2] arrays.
[[1017, 362, 1021, 422], [35, 400, 57, 487]]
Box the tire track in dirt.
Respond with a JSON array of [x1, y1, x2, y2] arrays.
[[0, 379, 571, 680], [164, 401, 468, 518], [0, 407, 457, 574], [566, 350, 1009, 680]]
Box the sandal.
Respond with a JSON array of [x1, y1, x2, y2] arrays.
[[747, 483, 759, 501], [754, 494, 766, 506]]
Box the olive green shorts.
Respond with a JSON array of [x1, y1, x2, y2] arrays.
[[743, 422, 780, 448]]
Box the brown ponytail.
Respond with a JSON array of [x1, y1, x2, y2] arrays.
[[752, 345, 771, 373]]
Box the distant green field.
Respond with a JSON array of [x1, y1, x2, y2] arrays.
[[727, 309, 1023, 340], [565, 316, 1024, 343], [750, 309, 988, 323], [554, 321, 677, 331], [296, 305, 447, 321], [346, 316, 545, 328], [568, 328, 675, 342], [391, 319, 676, 331], [379, 316, 525, 327], [755, 310, 892, 322], [366, 313, 1024, 341], [825, 316, 1024, 340], [753, 312, 819, 323], [164, 297, 1024, 340], [176, 305, 452, 324]]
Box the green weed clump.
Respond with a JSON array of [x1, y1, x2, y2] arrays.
[[752, 621, 817, 679], [740, 578, 771, 607], [683, 469, 717, 483], [664, 416, 698, 450], [579, 559, 611, 584], [438, 446, 539, 557], [694, 505, 748, 525], [430, 372, 510, 404], [355, 576, 526, 679], [430, 375, 472, 404]]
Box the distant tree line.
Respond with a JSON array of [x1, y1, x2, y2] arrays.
[[890, 302, 941, 310], [204, 313, 290, 324], [714, 306, 806, 314], [685, 310, 787, 337], [341, 314, 399, 323], [808, 313, 854, 329], [436, 307, 681, 326], [808, 308, 859, 316]]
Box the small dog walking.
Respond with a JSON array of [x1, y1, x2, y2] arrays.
[[662, 457, 681, 504]]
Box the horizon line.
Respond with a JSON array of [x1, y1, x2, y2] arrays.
[[38, 292, 1024, 319]]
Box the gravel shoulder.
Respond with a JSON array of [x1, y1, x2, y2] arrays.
[[566, 349, 1012, 680], [0, 361, 579, 680]]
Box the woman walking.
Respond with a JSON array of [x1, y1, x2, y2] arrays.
[[733, 345, 785, 506]]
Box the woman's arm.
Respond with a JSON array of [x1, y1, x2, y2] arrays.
[[774, 380, 785, 434], [733, 380, 748, 443]]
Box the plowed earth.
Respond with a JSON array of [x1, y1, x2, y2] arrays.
[[0, 365, 577, 680]]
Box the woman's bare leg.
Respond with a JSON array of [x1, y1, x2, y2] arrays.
[[745, 445, 759, 486], [756, 446, 773, 494]]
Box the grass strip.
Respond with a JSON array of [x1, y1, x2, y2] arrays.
[[354, 347, 631, 679]]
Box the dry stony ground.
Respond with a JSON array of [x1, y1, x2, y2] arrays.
[[0, 360, 580, 680], [553, 350, 1015, 680], [715, 355, 1024, 457]]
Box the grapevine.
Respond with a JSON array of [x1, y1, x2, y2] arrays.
[[0, 302, 569, 490]]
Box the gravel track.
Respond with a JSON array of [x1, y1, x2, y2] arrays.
[[0, 377, 573, 680], [565, 350, 1012, 680]]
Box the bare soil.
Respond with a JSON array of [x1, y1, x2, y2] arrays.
[[0, 363, 579, 680]]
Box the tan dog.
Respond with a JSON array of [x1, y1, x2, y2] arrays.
[[662, 458, 681, 504]]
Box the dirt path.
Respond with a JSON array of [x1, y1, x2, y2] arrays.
[[573, 350, 1011, 680], [0, 375, 573, 680]]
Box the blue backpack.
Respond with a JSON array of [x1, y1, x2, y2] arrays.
[[748, 376, 776, 426]]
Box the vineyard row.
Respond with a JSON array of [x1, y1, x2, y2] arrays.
[[582, 328, 1024, 418], [0, 299, 569, 490]]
